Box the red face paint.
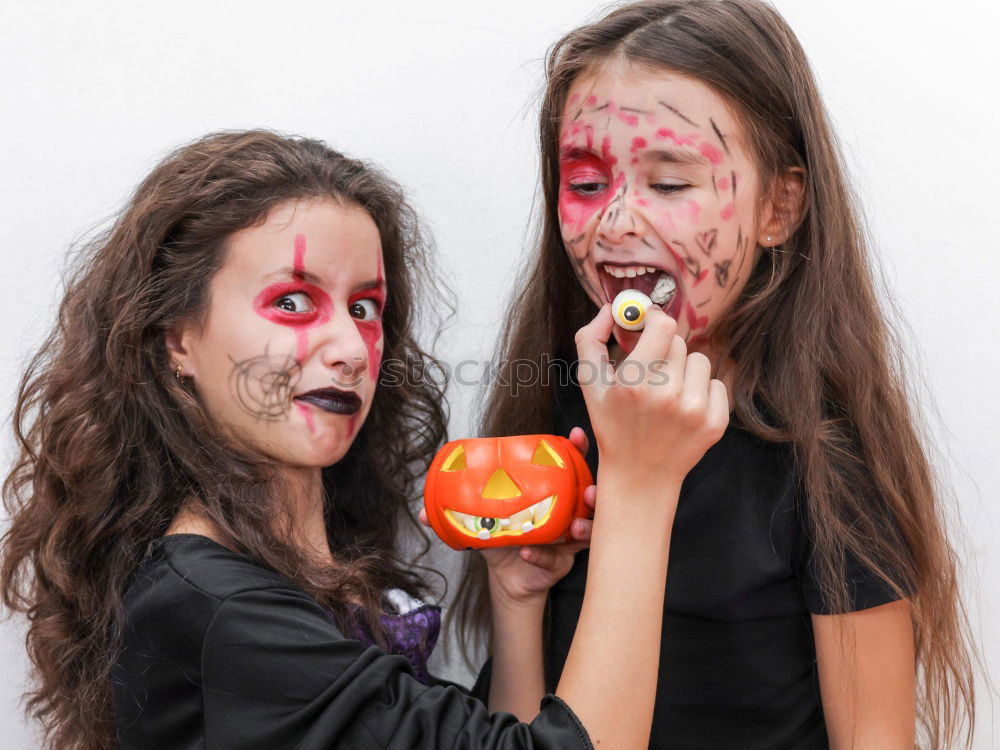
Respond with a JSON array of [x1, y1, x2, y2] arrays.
[[558, 152, 616, 232], [348, 287, 385, 384], [685, 301, 709, 331], [654, 128, 697, 147], [600, 135, 618, 167], [295, 400, 316, 433], [618, 111, 639, 127], [720, 203, 735, 221], [698, 142, 724, 166], [682, 199, 702, 224], [351, 251, 386, 387], [253, 279, 333, 364]]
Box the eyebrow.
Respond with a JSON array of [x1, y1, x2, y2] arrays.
[[261, 267, 384, 294], [559, 145, 709, 167], [641, 148, 710, 167]]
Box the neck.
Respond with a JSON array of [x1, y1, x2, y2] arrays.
[[166, 466, 334, 565], [279, 466, 334, 565]]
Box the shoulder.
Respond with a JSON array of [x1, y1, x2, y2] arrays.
[[120, 534, 316, 643], [137, 533, 299, 600]]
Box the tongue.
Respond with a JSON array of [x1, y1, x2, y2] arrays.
[[606, 270, 674, 300]]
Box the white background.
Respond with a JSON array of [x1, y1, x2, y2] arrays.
[[1, 0, 997, 746]]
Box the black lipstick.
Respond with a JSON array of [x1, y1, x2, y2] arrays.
[[294, 387, 362, 415]]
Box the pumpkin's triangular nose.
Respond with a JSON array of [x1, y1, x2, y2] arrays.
[[482, 468, 521, 499]]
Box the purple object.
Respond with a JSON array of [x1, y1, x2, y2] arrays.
[[342, 589, 441, 686]]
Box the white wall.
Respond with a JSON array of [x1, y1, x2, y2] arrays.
[[1, 0, 996, 746]]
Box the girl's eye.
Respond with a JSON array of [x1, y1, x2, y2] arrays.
[[568, 181, 608, 197], [275, 292, 313, 314], [350, 298, 379, 321], [650, 183, 689, 195]]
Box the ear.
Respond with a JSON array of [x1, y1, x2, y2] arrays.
[[164, 319, 201, 379], [757, 167, 806, 247]]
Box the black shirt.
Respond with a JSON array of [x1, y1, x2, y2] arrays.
[[539, 365, 902, 749], [112, 534, 592, 750]]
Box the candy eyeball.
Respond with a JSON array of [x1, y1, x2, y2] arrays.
[[612, 289, 653, 330]]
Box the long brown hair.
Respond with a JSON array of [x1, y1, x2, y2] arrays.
[[1, 130, 449, 750], [452, 1, 977, 746]]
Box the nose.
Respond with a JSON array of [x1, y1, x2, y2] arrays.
[[597, 184, 646, 245], [313, 311, 370, 386]]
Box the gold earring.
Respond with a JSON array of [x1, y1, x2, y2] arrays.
[[175, 363, 184, 381]]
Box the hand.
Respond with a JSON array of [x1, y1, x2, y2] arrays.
[[418, 427, 596, 606], [575, 304, 729, 492]]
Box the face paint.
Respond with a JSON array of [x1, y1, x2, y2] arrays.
[[252, 234, 334, 365], [557, 68, 766, 354], [348, 286, 385, 383], [180, 200, 384, 469]]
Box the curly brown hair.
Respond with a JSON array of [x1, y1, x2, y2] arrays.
[[1, 129, 450, 750], [452, 1, 978, 747]]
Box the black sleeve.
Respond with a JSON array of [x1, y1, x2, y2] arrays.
[[792, 488, 911, 615], [201, 586, 592, 750]]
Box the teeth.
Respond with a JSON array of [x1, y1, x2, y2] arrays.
[[445, 495, 557, 537], [532, 495, 554, 522], [603, 264, 662, 279], [651, 274, 677, 306], [508, 508, 532, 528]]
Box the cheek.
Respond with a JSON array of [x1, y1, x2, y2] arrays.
[[354, 320, 383, 382], [558, 189, 600, 235], [558, 172, 626, 236]]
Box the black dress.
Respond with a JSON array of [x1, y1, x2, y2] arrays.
[[111, 534, 592, 749], [477, 361, 905, 750]]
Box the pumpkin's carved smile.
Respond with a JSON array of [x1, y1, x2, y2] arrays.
[[445, 494, 557, 540]]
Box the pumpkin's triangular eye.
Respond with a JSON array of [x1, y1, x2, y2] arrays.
[[441, 445, 467, 472], [531, 439, 565, 468]]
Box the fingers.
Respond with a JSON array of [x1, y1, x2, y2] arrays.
[[679, 350, 711, 413], [661, 325, 687, 392], [624, 306, 676, 370], [418, 508, 429, 526], [575, 304, 615, 394], [583, 484, 597, 511], [520, 538, 589, 569], [570, 517, 592, 540], [707, 377, 731, 434], [569, 426, 589, 458]]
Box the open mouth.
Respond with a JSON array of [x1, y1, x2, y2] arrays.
[[294, 387, 361, 416], [445, 495, 556, 540], [598, 263, 683, 320]]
